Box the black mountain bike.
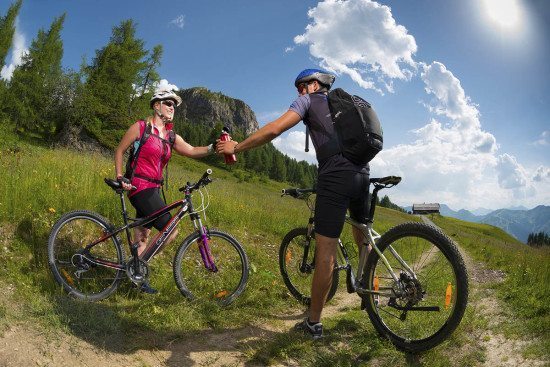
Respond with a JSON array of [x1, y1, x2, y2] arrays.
[[279, 176, 468, 352], [48, 169, 249, 306]]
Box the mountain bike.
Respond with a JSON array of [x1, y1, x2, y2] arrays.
[[279, 176, 468, 352], [48, 169, 249, 306]]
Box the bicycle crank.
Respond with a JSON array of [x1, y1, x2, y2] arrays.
[[126, 257, 150, 284]]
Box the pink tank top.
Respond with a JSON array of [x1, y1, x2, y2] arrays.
[[128, 120, 173, 197]]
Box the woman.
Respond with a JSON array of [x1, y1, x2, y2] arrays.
[[114, 86, 215, 293]]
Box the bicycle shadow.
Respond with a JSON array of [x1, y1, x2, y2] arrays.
[[49, 292, 285, 366]]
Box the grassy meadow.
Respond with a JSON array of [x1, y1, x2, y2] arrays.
[[0, 132, 548, 366]]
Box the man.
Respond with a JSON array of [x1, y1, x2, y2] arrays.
[[217, 69, 371, 339]]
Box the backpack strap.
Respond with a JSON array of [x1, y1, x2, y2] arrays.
[[130, 121, 152, 172]]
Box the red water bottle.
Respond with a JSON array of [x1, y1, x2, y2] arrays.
[[220, 127, 237, 165]]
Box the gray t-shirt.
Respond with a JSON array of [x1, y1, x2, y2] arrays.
[[289, 93, 368, 175]]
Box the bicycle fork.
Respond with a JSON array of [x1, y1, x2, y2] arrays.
[[191, 213, 217, 272]]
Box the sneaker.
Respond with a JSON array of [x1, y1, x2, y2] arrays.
[[294, 318, 323, 340], [139, 281, 158, 294]]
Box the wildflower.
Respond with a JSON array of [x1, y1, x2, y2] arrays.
[[48, 207, 56, 214]]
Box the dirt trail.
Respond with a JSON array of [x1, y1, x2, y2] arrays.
[[1, 218, 548, 366], [420, 216, 547, 367]]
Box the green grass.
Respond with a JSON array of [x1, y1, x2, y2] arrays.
[[0, 126, 547, 365]]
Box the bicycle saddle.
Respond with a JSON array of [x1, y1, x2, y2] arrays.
[[370, 176, 402, 186]]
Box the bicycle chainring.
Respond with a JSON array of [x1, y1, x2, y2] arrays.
[[126, 257, 150, 284]]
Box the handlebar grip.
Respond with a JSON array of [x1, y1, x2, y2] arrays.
[[282, 188, 298, 196]]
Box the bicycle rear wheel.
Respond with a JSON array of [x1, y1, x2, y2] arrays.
[[48, 210, 126, 301], [173, 229, 249, 306], [279, 227, 339, 305], [363, 222, 468, 352]]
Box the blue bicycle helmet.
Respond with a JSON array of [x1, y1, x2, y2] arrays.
[[294, 68, 335, 89]]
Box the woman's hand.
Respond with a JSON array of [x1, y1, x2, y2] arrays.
[[117, 176, 134, 191], [216, 139, 239, 155]]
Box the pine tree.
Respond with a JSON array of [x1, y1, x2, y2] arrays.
[[79, 19, 160, 147], [8, 13, 66, 137], [0, 0, 22, 71]]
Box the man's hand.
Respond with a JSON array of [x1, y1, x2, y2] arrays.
[[216, 139, 239, 155]]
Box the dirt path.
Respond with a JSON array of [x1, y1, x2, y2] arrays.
[[420, 216, 547, 367]]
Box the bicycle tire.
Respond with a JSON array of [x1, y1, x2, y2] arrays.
[[362, 222, 468, 352], [279, 227, 339, 306], [48, 210, 126, 301], [173, 229, 249, 306]]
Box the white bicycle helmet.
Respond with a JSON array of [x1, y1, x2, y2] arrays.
[[150, 88, 182, 108]]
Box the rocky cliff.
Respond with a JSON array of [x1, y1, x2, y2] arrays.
[[175, 87, 259, 135]]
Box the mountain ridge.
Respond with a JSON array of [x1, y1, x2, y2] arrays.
[[403, 204, 550, 243]]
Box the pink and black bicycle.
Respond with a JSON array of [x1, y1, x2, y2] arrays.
[[48, 169, 249, 306]]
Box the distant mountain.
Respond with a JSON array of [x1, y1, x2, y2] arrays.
[[471, 207, 493, 216], [402, 203, 550, 243], [481, 205, 550, 242], [439, 204, 480, 223], [506, 205, 529, 211]]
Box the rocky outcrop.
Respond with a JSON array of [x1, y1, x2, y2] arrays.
[[175, 87, 259, 135]]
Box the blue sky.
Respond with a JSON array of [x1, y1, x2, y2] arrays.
[[2, 0, 549, 211]]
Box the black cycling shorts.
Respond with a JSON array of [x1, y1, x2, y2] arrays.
[[129, 188, 172, 230], [314, 169, 370, 238]]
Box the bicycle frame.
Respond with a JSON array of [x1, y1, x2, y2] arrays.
[[79, 181, 216, 272]]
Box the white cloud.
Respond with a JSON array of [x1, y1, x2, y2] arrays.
[[169, 15, 185, 29], [155, 79, 179, 91], [533, 165, 550, 182], [370, 61, 539, 209], [533, 130, 549, 146], [496, 153, 529, 189], [272, 130, 317, 163], [284, 46, 294, 53], [294, 0, 417, 94], [0, 19, 28, 81], [420, 61, 497, 154]]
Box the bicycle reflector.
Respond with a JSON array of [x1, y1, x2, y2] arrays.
[[61, 269, 75, 286], [215, 290, 228, 298], [445, 282, 452, 309], [285, 249, 292, 265]]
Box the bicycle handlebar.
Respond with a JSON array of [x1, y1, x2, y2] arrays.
[[179, 169, 213, 193], [281, 187, 316, 199]]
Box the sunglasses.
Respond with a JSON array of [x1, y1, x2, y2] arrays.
[[162, 101, 175, 107]]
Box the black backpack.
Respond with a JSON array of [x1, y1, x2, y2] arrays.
[[124, 121, 176, 185], [315, 88, 383, 165]]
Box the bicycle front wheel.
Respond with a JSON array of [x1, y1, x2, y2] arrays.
[[47, 210, 126, 301], [173, 229, 249, 306], [363, 222, 468, 353], [279, 227, 339, 305]]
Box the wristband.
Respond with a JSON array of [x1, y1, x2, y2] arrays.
[[207, 143, 214, 155]]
